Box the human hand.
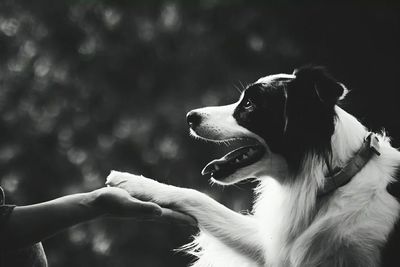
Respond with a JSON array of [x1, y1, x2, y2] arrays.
[[91, 187, 197, 225]]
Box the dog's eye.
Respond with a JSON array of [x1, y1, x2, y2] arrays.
[[243, 99, 255, 110]]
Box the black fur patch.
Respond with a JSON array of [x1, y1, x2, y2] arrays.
[[233, 82, 287, 153], [233, 66, 344, 173]]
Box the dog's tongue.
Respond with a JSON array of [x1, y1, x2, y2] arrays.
[[201, 145, 266, 178]]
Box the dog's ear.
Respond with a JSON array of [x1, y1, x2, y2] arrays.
[[281, 66, 344, 172], [292, 66, 347, 105]]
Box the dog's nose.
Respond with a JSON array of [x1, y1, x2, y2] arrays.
[[186, 111, 202, 129]]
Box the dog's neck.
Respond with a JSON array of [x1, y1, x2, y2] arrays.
[[330, 107, 369, 173], [254, 106, 369, 243], [294, 107, 369, 234]]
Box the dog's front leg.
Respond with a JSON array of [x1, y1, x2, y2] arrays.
[[106, 171, 265, 264]]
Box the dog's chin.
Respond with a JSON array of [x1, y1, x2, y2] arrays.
[[189, 128, 237, 143], [210, 172, 255, 185]]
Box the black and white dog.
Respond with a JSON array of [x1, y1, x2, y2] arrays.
[[107, 66, 400, 267]]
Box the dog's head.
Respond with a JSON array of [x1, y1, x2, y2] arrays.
[[187, 66, 347, 185]]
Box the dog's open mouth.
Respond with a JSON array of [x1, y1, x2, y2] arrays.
[[201, 139, 266, 180]]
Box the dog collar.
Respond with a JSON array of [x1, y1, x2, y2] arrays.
[[318, 132, 381, 197]]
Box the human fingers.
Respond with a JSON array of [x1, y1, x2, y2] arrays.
[[95, 187, 162, 217], [115, 197, 162, 217], [159, 207, 197, 226]]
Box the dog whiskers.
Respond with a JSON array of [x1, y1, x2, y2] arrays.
[[233, 84, 243, 94], [239, 80, 248, 91]]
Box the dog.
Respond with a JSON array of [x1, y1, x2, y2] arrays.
[[106, 66, 400, 267]]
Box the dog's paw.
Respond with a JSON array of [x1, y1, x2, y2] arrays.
[[106, 170, 133, 187], [106, 170, 159, 201]]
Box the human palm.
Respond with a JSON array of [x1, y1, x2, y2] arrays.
[[93, 187, 196, 225]]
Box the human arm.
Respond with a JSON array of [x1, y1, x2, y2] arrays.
[[1, 187, 194, 250]]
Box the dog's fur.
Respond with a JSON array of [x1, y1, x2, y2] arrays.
[[107, 66, 400, 267]]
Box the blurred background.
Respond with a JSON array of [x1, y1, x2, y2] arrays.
[[0, 0, 399, 266]]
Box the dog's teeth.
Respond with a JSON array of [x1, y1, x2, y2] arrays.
[[235, 158, 240, 163], [242, 154, 248, 159], [248, 148, 255, 155], [214, 165, 220, 171]]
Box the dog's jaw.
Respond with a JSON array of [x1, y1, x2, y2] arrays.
[[188, 101, 287, 184]]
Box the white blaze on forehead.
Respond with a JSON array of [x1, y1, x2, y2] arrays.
[[255, 73, 295, 85]]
